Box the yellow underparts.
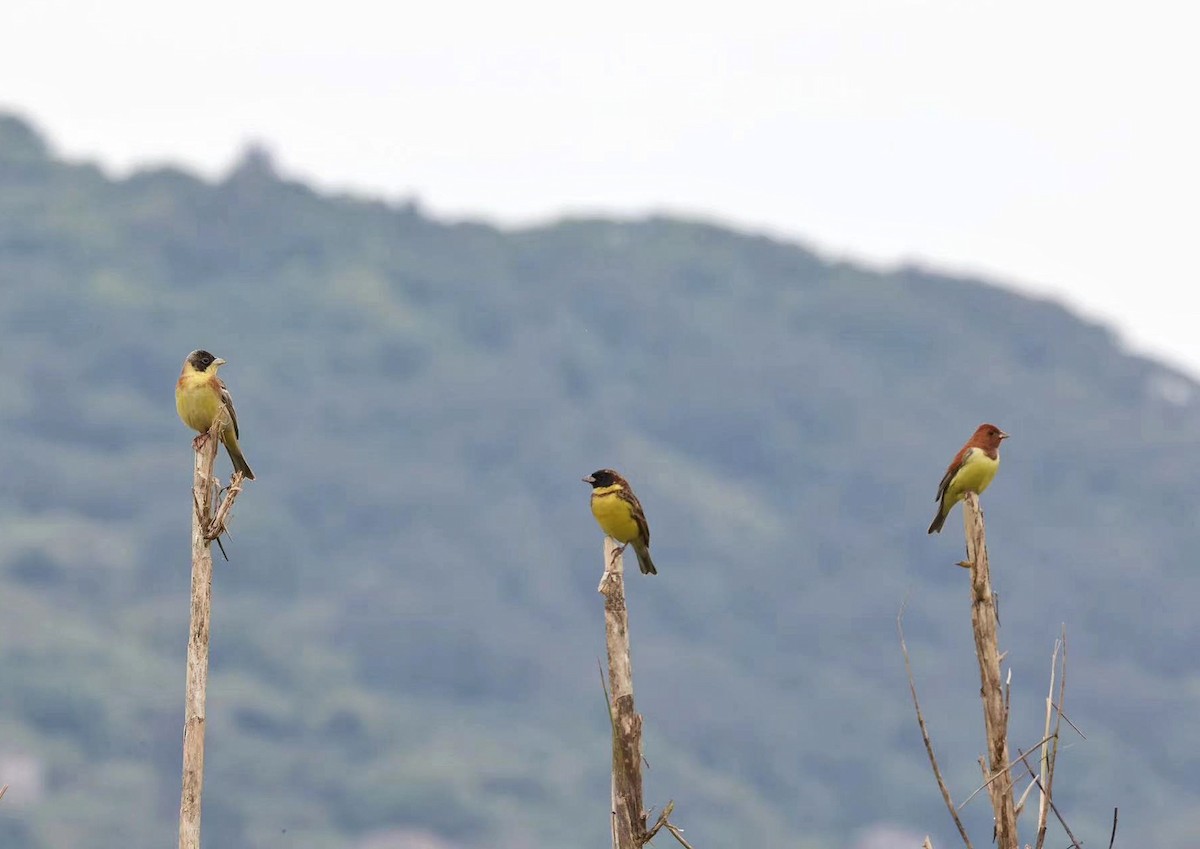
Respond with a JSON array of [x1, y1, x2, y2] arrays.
[[590, 487, 640, 543], [176, 372, 224, 433], [944, 451, 1000, 511]]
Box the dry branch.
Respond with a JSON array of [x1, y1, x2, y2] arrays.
[[206, 470, 247, 542], [909, 496, 1098, 849], [898, 602, 973, 849], [1036, 635, 1061, 849], [958, 733, 1054, 812], [662, 819, 695, 849], [1051, 700, 1086, 740], [1015, 748, 1082, 849], [644, 801, 674, 843], [961, 492, 1018, 849], [599, 537, 646, 849], [179, 410, 246, 849]]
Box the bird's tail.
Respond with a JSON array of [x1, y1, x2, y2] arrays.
[[224, 435, 256, 480], [633, 542, 657, 575], [927, 507, 946, 534]]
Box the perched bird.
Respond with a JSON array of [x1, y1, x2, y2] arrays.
[[927, 423, 1008, 533], [176, 349, 255, 480], [582, 469, 657, 575]]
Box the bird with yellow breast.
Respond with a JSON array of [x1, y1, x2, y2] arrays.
[[582, 469, 657, 575], [175, 349, 255, 480], [927, 423, 1007, 534]]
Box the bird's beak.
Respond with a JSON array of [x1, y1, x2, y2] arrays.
[[581, 475, 595, 484], [213, 357, 227, 367], [999, 431, 1009, 440]]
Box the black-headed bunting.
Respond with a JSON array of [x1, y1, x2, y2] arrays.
[[176, 349, 255, 480], [582, 469, 657, 575]]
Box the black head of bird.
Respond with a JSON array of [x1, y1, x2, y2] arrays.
[[583, 469, 623, 488], [186, 349, 226, 372]]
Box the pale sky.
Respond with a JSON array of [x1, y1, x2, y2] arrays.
[[4, 0, 1198, 375]]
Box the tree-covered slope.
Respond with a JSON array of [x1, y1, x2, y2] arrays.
[[0, 112, 1197, 848]]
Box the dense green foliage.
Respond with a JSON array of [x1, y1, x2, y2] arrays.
[[1, 112, 1198, 847]]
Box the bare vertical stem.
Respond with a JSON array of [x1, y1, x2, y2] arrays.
[[898, 604, 974, 849], [961, 492, 1018, 849], [598, 537, 646, 849], [1039, 627, 1069, 849], [179, 418, 222, 849], [1036, 637, 1060, 849], [610, 773, 620, 849]]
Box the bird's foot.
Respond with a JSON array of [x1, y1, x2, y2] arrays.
[[609, 543, 628, 570], [192, 432, 210, 451]]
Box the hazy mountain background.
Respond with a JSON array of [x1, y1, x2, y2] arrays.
[[0, 111, 1197, 848]]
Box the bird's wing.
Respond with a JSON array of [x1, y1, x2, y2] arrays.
[[621, 489, 651, 546], [216, 377, 240, 438], [935, 446, 975, 502]]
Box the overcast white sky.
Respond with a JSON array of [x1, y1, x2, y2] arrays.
[[3, 0, 1197, 374]]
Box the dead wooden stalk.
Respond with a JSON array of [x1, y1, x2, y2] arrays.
[[898, 602, 973, 849], [961, 492, 1018, 849], [179, 411, 245, 849], [911, 498, 1090, 849], [598, 537, 647, 849]]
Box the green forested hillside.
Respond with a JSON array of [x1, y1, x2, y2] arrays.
[[0, 112, 1197, 848]]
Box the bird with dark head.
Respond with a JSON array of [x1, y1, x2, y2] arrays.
[[582, 469, 657, 575], [175, 349, 255, 480], [927, 423, 1007, 533]]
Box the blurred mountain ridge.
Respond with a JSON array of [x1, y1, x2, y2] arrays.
[[0, 111, 1196, 848]]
